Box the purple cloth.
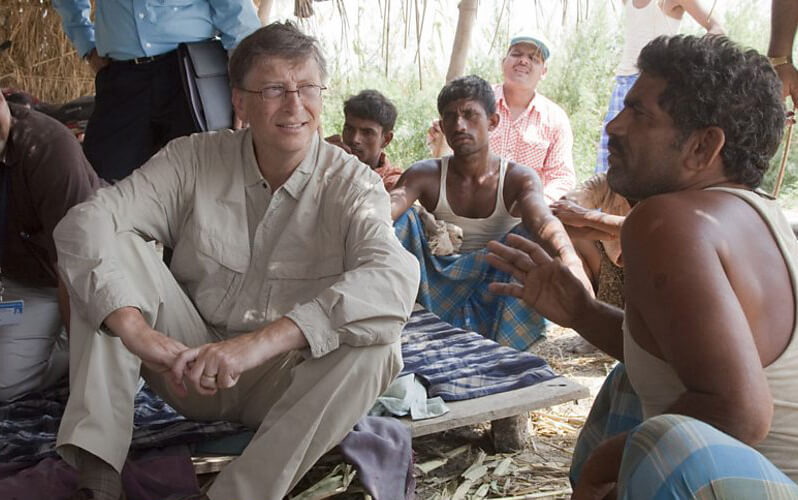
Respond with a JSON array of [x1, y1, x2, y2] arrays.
[[0, 445, 200, 500], [339, 416, 414, 500]]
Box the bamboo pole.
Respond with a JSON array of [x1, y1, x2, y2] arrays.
[[773, 120, 794, 198], [445, 0, 478, 83]]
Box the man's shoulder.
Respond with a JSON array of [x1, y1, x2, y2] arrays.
[[623, 189, 759, 247], [403, 158, 440, 181], [8, 104, 86, 165], [165, 128, 243, 163], [10, 103, 75, 145], [533, 92, 570, 122], [315, 139, 383, 194]]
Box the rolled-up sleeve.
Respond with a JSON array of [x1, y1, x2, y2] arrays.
[[53, 139, 194, 330], [285, 183, 421, 358], [541, 114, 576, 203], [52, 0, 96, 57], [208, 0, 261, 50]]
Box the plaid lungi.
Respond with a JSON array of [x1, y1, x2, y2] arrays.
[[570, 363, 642, 484], [571, 364, 798, 498], [595, 74, 638, 174], [620, 415, 798, 499], [394, 207, 548, 351]]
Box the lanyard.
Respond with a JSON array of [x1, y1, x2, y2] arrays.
[[0, 163, 7, 300]]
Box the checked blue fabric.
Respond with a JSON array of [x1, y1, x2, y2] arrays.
[[400, 308, 558, 401], [572, 364, 798, 499], [595, 74, 638, 174], [0, 380, 244, 463], [394, 207, 548, 351]]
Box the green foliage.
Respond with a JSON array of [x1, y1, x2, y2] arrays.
[[321, 1, 797, 206], [322, 65, 442, 169], [539, 5, 621, 181]]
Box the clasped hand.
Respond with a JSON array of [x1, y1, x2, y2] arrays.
[[121, 325, 269, 398]]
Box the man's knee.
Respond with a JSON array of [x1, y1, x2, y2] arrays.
[[338, 342, 403, 393], [0, 339, 56, 402], [618, 414, 709, 499]]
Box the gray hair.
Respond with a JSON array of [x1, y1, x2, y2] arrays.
[[228, 21, 328, 88]]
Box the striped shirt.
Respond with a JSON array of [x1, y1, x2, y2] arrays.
[[490, 84, 576, 203]]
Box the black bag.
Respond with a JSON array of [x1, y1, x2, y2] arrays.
[[177, 39, 232, 132]]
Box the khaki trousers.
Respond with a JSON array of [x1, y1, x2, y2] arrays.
[[56, 234, 402, 499], [0, 277, 68, 402]]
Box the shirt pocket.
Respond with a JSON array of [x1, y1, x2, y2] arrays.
[[266, 254, 345, 317], [171, 226, 248, 326], [521, 135, 551, 153], [146, 0, 194, 6], [144, 0, 197, 23]]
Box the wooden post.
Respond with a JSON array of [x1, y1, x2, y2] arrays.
[[445, 0, 478, 83], [257, 0, 274, 25]]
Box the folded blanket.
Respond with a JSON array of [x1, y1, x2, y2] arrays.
[[0, 380, 244, 463], [395, 207, 548, 351], [400, 308, 558, 401]]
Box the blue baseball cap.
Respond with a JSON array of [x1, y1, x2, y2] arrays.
[[509, 31, 552, 61]]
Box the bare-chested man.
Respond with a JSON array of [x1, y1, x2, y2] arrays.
[[489, 35, 798, 498], [390, 75, 590, 350], [391, 75, 583, 268]]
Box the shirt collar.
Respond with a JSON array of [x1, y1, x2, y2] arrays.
[[242, 130, 265, 188], [243, 131, 320, 199], [281, 133, 319, 200], [376, 151, 389, 169], [495, 83, 539, 116]]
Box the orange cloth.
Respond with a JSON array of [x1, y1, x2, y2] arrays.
[[374, 152, 403, 191]]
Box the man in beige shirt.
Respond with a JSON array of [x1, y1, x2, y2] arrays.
[[53, 22, 420, 500]]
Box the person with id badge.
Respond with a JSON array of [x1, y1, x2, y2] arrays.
[[0, 90, 103, 401]]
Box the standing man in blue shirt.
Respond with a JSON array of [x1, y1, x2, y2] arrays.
[[53, 0, 260, 182]]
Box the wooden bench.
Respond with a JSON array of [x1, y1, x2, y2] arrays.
[[193, 376, 588, 474], [403, 376, 589, 450]]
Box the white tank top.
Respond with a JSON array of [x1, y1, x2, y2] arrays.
[[623, 187, 798, 482], [432, 157, 521, 253], [617, 0, 681, 76]]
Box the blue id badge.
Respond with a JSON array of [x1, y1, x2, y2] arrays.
[[0, 298, 23, 326]]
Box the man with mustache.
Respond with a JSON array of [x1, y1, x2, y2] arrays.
[[593, 0, 723, 175], [488, 35, 798, 497], [490, 32, 576, 203], [326, 89, 404, 191], [390, 75, 589, 349]]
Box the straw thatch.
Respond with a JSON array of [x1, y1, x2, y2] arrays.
[[0, 0, 94, 103]]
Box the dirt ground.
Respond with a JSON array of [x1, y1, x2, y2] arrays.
[[284, 326, 615, 500]]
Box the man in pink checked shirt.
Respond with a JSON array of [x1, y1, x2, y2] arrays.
[[490, 31, 576, 204]]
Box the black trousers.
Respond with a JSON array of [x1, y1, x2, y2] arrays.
[[83, 51, 199, 182]]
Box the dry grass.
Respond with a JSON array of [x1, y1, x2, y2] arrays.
[[0, 1, 94, 103]]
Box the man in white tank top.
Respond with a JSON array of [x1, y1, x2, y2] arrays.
[[391, 75, 590, 290], [594, 0, 723, 174], [490, 36, 798, 497]]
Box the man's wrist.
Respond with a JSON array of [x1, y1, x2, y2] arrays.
[[571, 293, 609, 333], [769, 55, 793, 68]]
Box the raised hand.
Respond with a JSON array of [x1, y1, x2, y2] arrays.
[[487, 234, 594, 328]]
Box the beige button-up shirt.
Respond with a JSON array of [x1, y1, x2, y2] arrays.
[[54, 129, 420, 358]]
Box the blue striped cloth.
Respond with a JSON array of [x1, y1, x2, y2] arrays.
[[570, 363, 642, 484], [394, 207, 548, 351], [620, 415, 798, 499], [400, 308, 557, 401], [595, 74, 638, 174], [572, 364, 798, 498], [0, 381, 244, 463]]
